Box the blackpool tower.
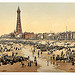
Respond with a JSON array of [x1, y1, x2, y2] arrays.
[[16, 6, 22, 34]]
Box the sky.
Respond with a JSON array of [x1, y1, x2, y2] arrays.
[[0, 3, 75, 35]]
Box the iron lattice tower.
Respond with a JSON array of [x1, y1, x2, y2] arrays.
[[16, 6, 22, 34]]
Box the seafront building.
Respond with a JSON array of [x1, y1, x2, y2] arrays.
[[49, 31, 75, 40], [22, 32, 34, 39], [8, 7, 34, 39], [1, 7, 75, 40]]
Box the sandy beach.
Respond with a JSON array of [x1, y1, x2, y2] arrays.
[[0, 44, 40, 72], [0, 39, 75, 72], [0, 61, 40, 72], [23, 40, 75, 72]]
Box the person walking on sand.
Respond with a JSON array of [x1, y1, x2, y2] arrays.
[[21, 61, 24, 67], [41, 51, 42, 54], [41, 51, 42, 57], [32, 51, 34, 57], [38, 51, 39, 57], [35, 60, 37, 66], [30, 61, 31, 67], [34, 56, 36, 61], [28, 62, 30, 67], [31, 48, 32, 50], [61, 51, 63, 56], [47, 60, 49, 66], [34, 47, 35, 52], [47, 56, 49, 66]]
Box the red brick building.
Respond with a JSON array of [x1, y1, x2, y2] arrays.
[[22, 32, 35, 39]]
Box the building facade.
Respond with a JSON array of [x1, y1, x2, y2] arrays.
[[22, 32, 34, 39]]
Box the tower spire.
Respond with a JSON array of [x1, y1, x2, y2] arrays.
[[16, 6, 22, 34], [17, 6, 20, 11]]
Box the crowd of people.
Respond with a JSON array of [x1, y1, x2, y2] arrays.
[[0, 40, 38, 68], [0, 39, 75, 72]]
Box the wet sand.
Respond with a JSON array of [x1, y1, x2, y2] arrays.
[[22, 45, 63, 72], [56, 62, 75, 72], [0, 61, 40, 72], [25, 41, 75, 72], [38, 48, 75, 72]]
